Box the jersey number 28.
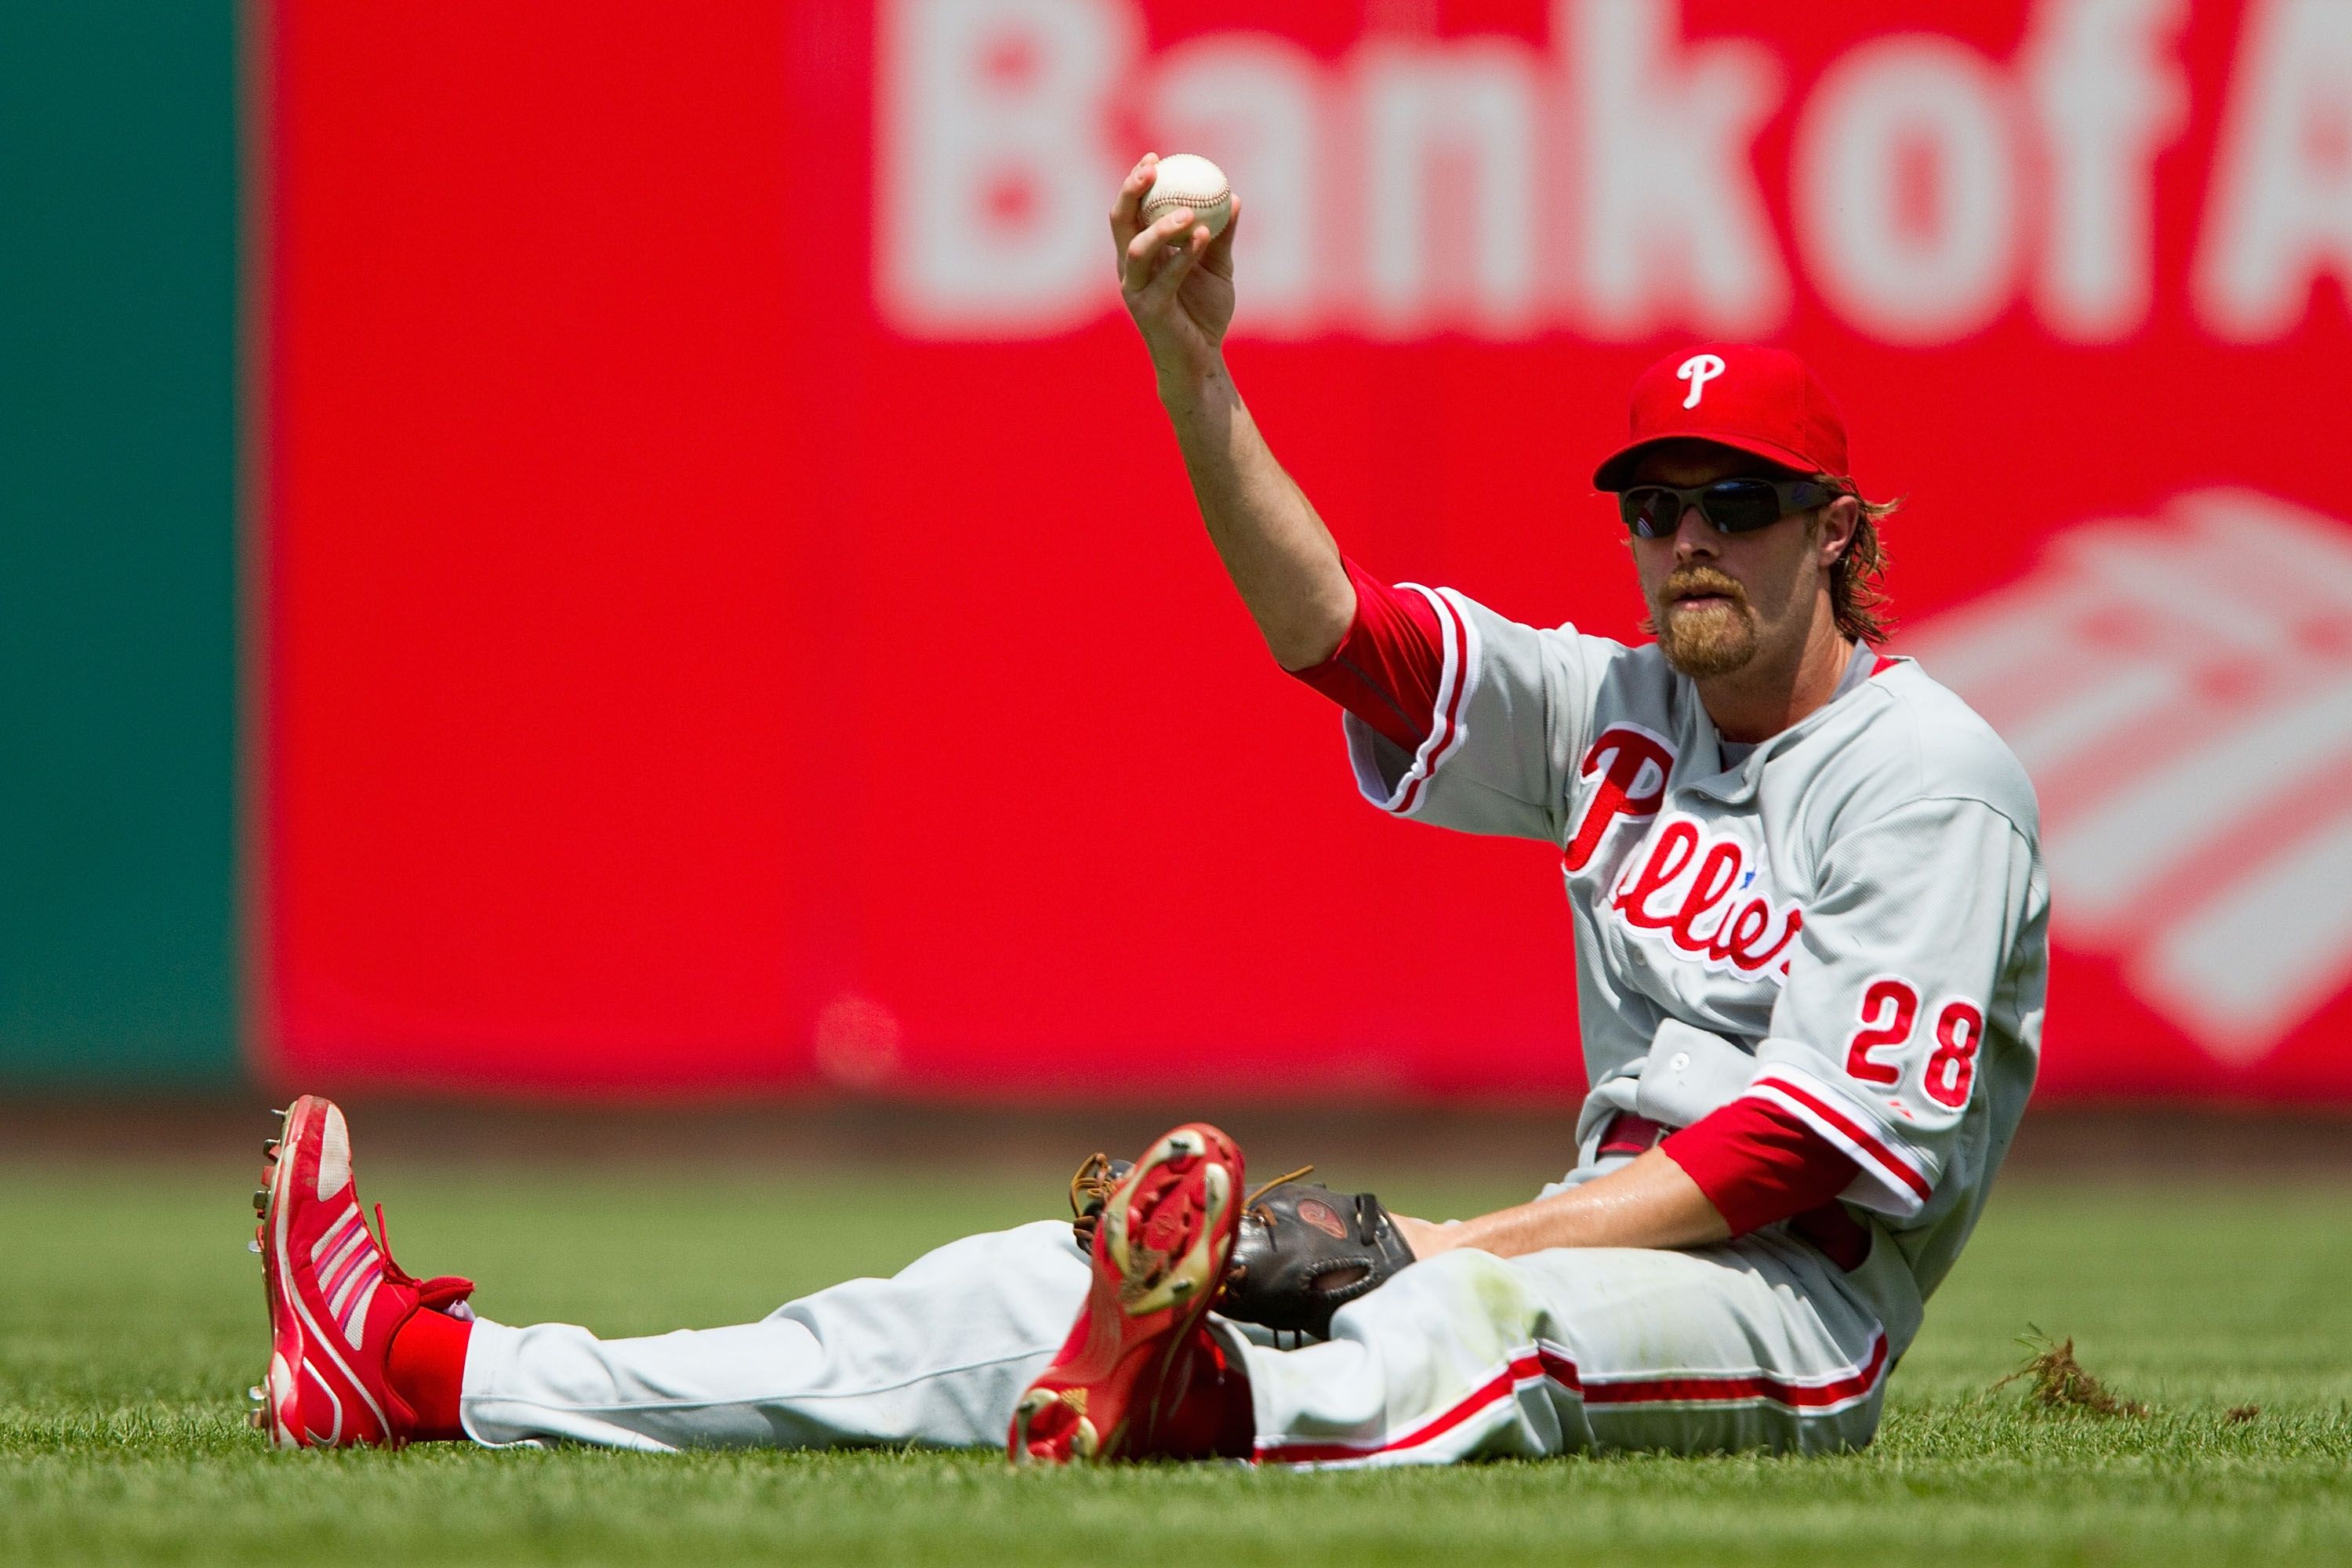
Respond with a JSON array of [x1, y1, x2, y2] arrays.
[[1845, 978, 1984, 1109]]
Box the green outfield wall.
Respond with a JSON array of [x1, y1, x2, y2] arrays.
[[2, 4, 240, 1083]]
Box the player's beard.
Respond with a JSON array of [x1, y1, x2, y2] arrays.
[[1648, 567, 1759, 678]]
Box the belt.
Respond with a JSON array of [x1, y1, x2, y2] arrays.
[[1597, 1111, 1668, 1157], [1595, 1110, 1873, 1272]]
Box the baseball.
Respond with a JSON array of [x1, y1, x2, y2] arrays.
[[1140, 154, 1232, 240]]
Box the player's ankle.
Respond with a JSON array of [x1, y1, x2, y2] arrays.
[[385, 1305, 473, 1443]]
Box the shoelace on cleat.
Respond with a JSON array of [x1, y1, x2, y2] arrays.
[[1072, 1143, 1269, 1290], [1069, 1152, 1119, 1221], [370, 1204, 477, 1318], [1071, 1151, 1294, 1220]]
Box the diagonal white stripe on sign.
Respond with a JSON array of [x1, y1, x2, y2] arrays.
[[1900, 573, 2097, 695], [2136, 809, 2352, 1061], [2175, 490, 2352, 610], [1994, 661, 2181, 786], [2046, 684, 2352, 938]]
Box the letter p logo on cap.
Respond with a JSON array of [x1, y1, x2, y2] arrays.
[[1590, 345, 1852, 493], [1677, 353, 1726, 408]]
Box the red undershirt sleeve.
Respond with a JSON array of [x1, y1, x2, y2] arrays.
[[1287, 558, 1446, 753], [1659, 1096, 1864, 1237]]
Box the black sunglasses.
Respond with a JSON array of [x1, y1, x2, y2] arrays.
[[1617, 478, 1836, 538]]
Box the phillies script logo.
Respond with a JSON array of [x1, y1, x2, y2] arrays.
[[1610, 814, 1806, 979], [1565, 725, 1802, 980], [1564, 724, 1675, 872]]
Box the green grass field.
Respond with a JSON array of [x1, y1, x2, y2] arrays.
[[4, 1152, 2350, 1566]]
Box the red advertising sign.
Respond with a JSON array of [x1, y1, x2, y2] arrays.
[[261, 0, 2352, 1099]]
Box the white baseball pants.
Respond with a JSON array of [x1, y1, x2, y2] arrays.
[[458, 1218, 1905, 1460]]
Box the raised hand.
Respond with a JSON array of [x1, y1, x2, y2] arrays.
[[1110, 154, 1242, 390]]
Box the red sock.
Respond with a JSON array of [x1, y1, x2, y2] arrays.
[[386, 1308, 473, 1442], [1210, 1356, 1258, 1460], [1151, 1327, 1257, 1461]]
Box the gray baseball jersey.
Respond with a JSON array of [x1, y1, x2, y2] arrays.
[[1342, 587, 2049, 1301]]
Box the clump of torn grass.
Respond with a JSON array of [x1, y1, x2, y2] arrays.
[[1994, 1329, 2151, 1417]]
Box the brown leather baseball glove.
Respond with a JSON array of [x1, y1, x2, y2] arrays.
[[1067, 1153, 1417, 1339]]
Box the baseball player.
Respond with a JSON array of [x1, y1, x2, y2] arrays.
[[246, 154, 2046, 1467]]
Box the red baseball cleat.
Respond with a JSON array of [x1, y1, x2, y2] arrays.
[[250, 1095, 475, 1448], [1010, 1122, 1244, 1465]]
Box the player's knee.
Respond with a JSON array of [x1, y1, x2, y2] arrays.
[[1334, 1244, 1534, 1334]]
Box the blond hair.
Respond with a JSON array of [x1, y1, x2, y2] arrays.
[[1821, 483, 1899, 644]]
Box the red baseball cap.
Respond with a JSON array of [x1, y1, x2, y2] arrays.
[[1591, 345, 1851, 491]]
